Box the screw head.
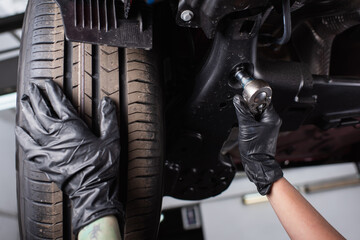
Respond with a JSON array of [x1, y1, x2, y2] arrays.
[[181, 10, 194, 22]]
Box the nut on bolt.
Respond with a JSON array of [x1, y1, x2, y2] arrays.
[[181, 10, 194, 22], [234, 68, 272, 114]]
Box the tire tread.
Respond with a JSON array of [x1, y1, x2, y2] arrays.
[[18, 2, 163, 240], [124, 49, 163, 240]]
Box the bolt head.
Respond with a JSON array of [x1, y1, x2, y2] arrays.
[[258, 104, 265, 109], [181, 10, 194, 22]]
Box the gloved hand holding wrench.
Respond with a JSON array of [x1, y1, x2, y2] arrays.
[[232, 67, 344, 239], [233, 66, 272, 115]]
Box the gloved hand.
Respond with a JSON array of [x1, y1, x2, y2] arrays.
[[233, 95, 283, 195], [15, 80, 124, 234]]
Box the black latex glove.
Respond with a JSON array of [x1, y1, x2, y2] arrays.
[[233, 95, 283, 195], [15, 80, 124, 234]]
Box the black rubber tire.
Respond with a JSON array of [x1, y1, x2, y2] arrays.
[[16, 0, 164, 239]]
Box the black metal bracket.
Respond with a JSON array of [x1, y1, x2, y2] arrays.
[[164, 15, 263, 200], [175, 0, 269, 38], [55, 0, 153, 49], [165, 6, 360, 200]]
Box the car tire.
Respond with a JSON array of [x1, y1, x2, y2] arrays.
[[16, 0, 164, 239]]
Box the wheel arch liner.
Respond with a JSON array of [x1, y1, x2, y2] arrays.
[[55, 0, 153, 49]]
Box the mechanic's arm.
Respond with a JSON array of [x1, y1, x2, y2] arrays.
[[78, 216, 121, 240], [16, 80, 124, 239], [268, 178, 344, 240], [233, 95, 344, 240]]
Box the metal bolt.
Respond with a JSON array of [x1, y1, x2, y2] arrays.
[[234, 69, 253, 88], [181, 10, 194, 22]]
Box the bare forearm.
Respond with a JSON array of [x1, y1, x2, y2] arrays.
[[267, 178, 344, 240], [78, 216, 122, 240]]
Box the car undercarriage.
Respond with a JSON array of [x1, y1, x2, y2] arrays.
[[16, 0, 360, 239]]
